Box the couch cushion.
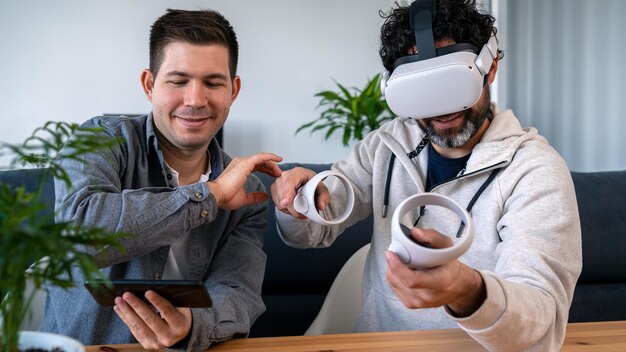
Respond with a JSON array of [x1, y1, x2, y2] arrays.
[[0, 168, 55, 216], [0, 168, 55, 297], [571, 171, 626, 283], [569, 283, 626, 322]]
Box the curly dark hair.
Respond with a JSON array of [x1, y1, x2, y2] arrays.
[[379, 0, 503, 72], [149, 9, 239, 78]]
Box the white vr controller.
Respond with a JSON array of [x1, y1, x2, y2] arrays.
[[388, 193, 473, 269], [293, 170, 355, 225], [292, 171, 472, 269]]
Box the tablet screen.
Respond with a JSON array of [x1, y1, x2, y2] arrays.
[[84, 279, 213, 308]]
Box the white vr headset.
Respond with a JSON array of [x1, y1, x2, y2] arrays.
[[380, 0, 498, 119]]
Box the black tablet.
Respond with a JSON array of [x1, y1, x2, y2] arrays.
[[84, 279, 213, 308]]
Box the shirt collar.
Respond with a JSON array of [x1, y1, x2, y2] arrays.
[[144, 112, 225, 179], [163, 150, 212, 186], [145, 112, 159, 154]]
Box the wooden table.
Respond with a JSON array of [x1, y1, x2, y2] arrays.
[[86, 320, 626, 352]]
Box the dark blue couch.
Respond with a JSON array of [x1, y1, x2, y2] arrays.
[[1, 165, 624, 337]]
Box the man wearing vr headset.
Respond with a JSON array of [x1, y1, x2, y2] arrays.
[[271, 0, 581, 351]]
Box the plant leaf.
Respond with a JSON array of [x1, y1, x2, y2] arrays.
[[296, 74, 395, 148]]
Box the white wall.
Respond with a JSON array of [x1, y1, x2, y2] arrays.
[[8, 1, 620, 172], [0, 0, 396, 165], [495, 0, 626, 172]]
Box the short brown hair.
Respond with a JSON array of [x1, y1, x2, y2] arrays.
[[149, 9, 239, 78]]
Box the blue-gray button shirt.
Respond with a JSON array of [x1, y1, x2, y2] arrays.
[[42, 114, 267, 351]]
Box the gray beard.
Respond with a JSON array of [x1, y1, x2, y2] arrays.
[[417, 86, 493, 148], [422, 116, 483, 148]]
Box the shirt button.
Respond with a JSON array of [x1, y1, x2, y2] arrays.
[[195, 192, 203, 199], [201, 210, 209, 218]]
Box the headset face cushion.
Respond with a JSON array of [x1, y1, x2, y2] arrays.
[[384, 51, 484, 119]]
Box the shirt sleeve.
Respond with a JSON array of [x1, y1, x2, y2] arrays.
[[53, 127, 222, 267], [185, 198, 267, 350], [445, 151, 582, 352]]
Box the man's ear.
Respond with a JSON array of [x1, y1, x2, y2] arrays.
[[486, 56, 499, 85], [230, 75, 241, 102], [140, 69, 154, 102]]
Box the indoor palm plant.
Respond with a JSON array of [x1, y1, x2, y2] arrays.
[[0, 122, 125, 352], [296, 73, 394, 146]]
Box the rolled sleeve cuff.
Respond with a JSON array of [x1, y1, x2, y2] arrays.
[[181, 182, 218, 227], [185, 307, 216, 351], [186, 182, 210, 202], [275, 208, 316, 248], [445, 271, 506, 331]]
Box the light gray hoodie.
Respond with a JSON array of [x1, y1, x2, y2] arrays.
[[276, 106, 582, 352]]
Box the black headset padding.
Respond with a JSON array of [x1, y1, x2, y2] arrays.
[[392, 43, 480, 69]]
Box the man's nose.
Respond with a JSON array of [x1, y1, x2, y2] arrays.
[[184, 82, 207, 108]]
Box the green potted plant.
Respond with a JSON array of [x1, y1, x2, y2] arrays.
[[0, 122, 126, 352], [296, 73, 395, 146]]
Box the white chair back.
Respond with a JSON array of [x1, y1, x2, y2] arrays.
[[305, 243, 370, 335]]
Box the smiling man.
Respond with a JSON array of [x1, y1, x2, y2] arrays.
[[42, 9, 282, 351], [270, 0, 581, 351]]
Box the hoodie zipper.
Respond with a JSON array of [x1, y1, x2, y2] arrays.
[[427, 159, 508, 192], [413, 160, 507, 232], [382, 135, 509, 218]]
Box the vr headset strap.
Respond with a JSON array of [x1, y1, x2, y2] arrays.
[[410, 0, 437, 60]]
